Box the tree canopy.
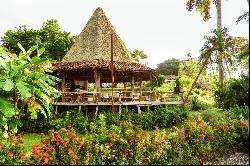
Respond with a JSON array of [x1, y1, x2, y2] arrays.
[[156, 58, 181, 76], [1, 19, 76, 61]]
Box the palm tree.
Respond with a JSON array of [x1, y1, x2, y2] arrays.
[[130, 49, 148, 62], [186, 0, 224, 83]]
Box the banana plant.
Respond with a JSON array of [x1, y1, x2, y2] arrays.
[[0, 43, 60, 137]]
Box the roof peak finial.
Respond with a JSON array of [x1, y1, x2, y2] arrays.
[[95, 7, 104, 12]]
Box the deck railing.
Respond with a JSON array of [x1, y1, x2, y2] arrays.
[[57, 90, 184, 103]]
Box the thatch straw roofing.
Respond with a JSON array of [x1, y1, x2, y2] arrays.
[[53, 7, 157, 81], [53, 59, 154, 72], [62, 7, 134, 63]]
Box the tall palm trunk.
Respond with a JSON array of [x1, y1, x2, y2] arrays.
[[216, 0, 224, 84]]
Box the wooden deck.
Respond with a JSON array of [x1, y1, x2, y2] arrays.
[[53, 100, 183, 114], [53, 101, 183, 106]]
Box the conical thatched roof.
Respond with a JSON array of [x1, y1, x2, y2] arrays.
[[62, 7, 134, 62]]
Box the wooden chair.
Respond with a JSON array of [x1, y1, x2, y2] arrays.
[[62, 93, 73, 102], [84, 92, 94, 101]]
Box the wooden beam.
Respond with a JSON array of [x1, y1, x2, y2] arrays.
[[123, 82, 127, 97], [62, 74, 66, 102], [139, 80, 142, 101], [62, 74, 66, 92], [131, 74, 134, 98], [94, 69, 101, 102], [111, 33, 115, 113]]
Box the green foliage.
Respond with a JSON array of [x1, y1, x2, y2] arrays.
[[1, 106, 249, 165], [166, 116, 249, 164], [225, 106, 249, 122], [130, 49, 148, 62], [151, 74, 166, 89], [27, 128, 83, 165], [1, 19, 76, 61], [214, 74, 249, 110], [0, 44, 60, 135], [0, 133, 26, 164], [186, 0, 213, 21], [189, 88, 214, 111], [156, 58, 180, 75]]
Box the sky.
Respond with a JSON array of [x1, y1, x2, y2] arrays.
[[0, 0, 249, 69]]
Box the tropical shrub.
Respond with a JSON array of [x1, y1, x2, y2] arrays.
[[214, 74, 249, 110], [167, 116, 249, 165], [0, 132, 26, 165], [0, 44, 60, 136], [226, 105, 249, 122], [27, 128, 84, 165]]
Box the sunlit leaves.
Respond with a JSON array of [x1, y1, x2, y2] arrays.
[[0, 97, 17, 118], [16, 80, 32, 98], [0, 43, 60, 135], [3, 79, 14, 91]]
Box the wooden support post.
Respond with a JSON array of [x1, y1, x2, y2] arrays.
[[139, 80, 142, 101], [125, 105, 128, 112], [94, 69, 101, 102], [147, 106, 150, 111], [55, 106, 58, 114], [95, 106, 99, 115], [119, 105, 122, 114], [78, 105, 82, 113], [123, 82, 127, 97], [131, 74, 134, 100], [137, 105, 141, 114], [149, 73, 152, 102], [85, 106, 87, 116], [62, 74, 66, 102]]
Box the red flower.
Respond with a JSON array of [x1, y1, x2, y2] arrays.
[[42, 153, 49, 158], [67, 148, 73, 155], [41, 143, 46, 148], [72, 154, 78, 160], [8, 152, 14, 157], [111, 133, 117, 139], [35, 153, 41, 159], [44, 157, 49, 164], [21, 154, 26, 160], [108, 143, 113, 147]]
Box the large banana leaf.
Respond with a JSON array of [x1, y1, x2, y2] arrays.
[[0, 97, 17, 118]]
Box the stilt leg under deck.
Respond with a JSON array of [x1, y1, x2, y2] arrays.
[[125, 105, 128, 112], [119, 105, 122, 114], [85, 106, 87, 116], [95, 106, 99, 115], [55, 106, 58, 114], [137, 106, 141, 114]]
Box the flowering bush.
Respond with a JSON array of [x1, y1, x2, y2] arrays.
[[27, 128, 84, 165], [0, 133, 26, 165], [166, 117, 249, 165], [87, 121, 171, 165]]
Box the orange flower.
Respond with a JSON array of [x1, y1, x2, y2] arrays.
[[21, 154, 26, 160], [72, 154, 78, 160], [35, 153, 41, 159], [67, 148, 73, 155], [44, 157, 49, 164], [41, 143, 46, 148], [111, 133, 117, 139], [8, 152, 14, 157]]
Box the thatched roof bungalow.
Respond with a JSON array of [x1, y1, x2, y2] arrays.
[[52, 7, 157, 94]]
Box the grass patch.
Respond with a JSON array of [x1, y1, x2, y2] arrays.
[[23, 133, 41, 152]]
